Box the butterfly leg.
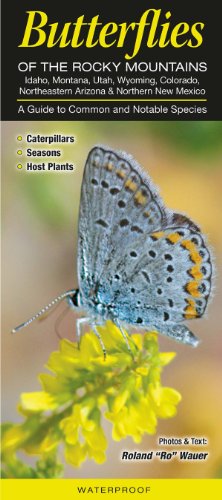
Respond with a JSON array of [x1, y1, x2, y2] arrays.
[[90, 324, 107, 361], [76, 317, 90, 350], [114, 318, 133, 356]]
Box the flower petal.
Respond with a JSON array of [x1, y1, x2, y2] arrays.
[[20, 392, 57, 412]]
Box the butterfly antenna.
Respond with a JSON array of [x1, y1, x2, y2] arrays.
[[11, 289, 76, 333]]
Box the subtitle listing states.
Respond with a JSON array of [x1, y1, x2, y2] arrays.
[[17, 60, 208, 119]]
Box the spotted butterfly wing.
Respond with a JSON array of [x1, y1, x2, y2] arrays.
[[78, 146, 167, 298], [78, 146, 213, 346]]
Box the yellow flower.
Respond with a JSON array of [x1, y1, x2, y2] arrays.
[[65, 443, 87, 467], [20, 392, 57, 412], [2, 425, 30, 453], [150, 384, 182, 418], [1, 323, 181, 475]]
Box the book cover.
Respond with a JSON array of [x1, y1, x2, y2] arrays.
[[1, 1, 222, 498]]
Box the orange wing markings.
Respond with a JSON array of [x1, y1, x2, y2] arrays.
[[150, 231, 165, 239], [151, 230, 182, 243], [134, 191, 147, 206], [166, 232, 182, 244], [181, 239, 202, 264], [150, 230, 206, 315], [184, 298, 199, 319], [125, 179, 138, 192]]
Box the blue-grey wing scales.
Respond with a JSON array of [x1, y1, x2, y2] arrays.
[[77, 146, 213, 346]]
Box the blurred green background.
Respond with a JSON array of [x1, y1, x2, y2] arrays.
[[1, 121, 222, 478]]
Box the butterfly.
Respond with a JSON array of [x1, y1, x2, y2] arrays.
[[12, 146, 213, 356]]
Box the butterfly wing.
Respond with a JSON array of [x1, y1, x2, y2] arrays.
[[77, 146, 213, 337], [98, 226, 212, 327], [78, 146, 169, 300]]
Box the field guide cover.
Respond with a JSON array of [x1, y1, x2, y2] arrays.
[[1, 1, 222, 499]]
